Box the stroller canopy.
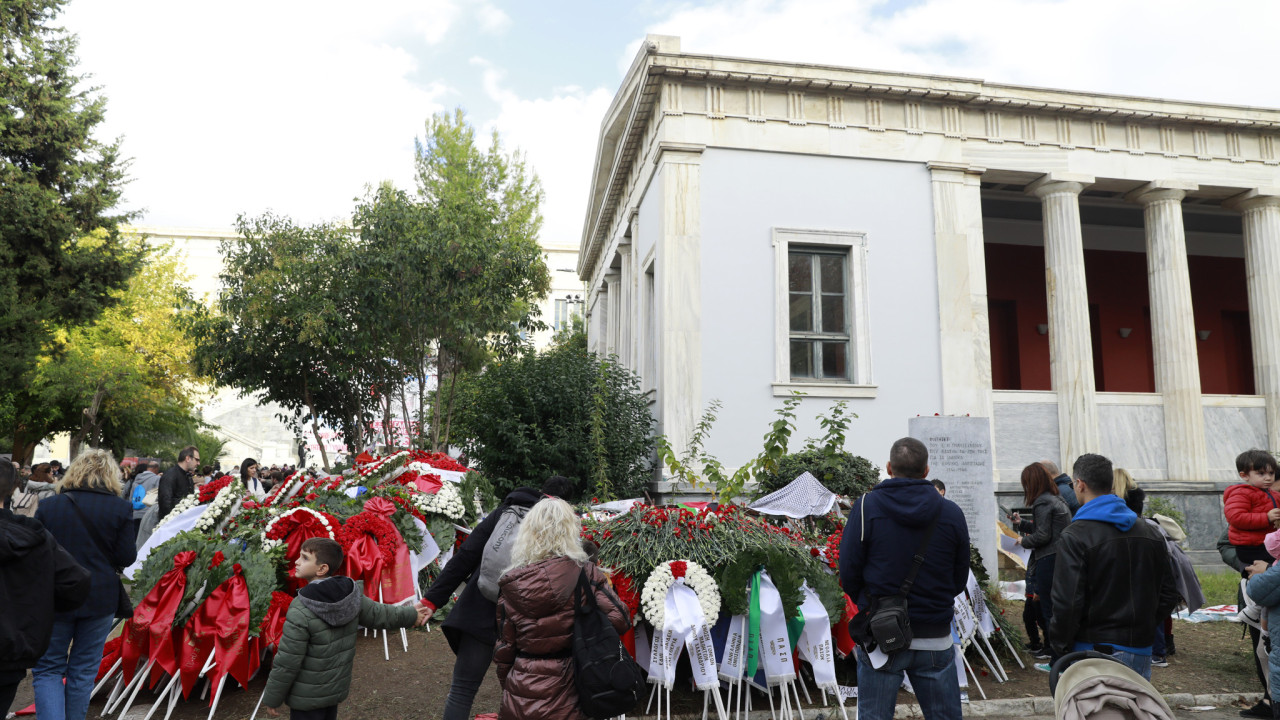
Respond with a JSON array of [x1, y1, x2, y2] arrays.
[[1054, 654, 1174, 720], [748, 471, 838, 518]]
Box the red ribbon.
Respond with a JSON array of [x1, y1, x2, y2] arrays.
[[362, 496, 396, 516], [833, 595, 857, 659], [179, 566, 253, 700], [258, 591, 294, 652], [121, 550, 197, 684], [342, 533, 386, 601], [412, 473, 442, 495], [284, 512, 333, 564]]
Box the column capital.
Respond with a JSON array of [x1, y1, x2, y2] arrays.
[[651, 141, 705, 167], [1224, 188, 1280, 212], [927, 161, 986, 176], [1026, 173, 1094, 198], [1125, 180, 1197, 205]]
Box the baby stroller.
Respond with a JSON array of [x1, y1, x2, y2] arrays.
[[1049, 652, 1174, 720]]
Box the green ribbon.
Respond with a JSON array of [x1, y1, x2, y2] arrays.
[[746, 569, 762, 677], [786, 613, 805, 650]]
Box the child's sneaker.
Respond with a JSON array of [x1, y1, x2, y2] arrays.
[[1240, 579, 1265, 628]]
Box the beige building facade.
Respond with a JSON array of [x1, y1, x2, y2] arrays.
[[579, 36, 1280, 559]]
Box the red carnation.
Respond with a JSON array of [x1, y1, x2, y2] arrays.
[[209, 551, 226, 569], [670, 561, 687, 579], [306, 493, 318, 501]]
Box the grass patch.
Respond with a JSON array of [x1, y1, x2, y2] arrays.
[[1198, 567, 1241, 606]]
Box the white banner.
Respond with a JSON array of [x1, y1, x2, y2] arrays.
[[795, 584, 837, 691], [756, 571, 796, 684], [719, 614, 747, 681], [125, 503, 206, 578], [966, 571, 995, 637], [635, 623, 652, 674], [649, 623, 680, 689], [410, 517, 441, 575], [669, 583, 718, 690], [952, 594, 977, 646]]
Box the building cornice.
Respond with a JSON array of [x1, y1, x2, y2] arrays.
[[577, 38, 1280, 282]]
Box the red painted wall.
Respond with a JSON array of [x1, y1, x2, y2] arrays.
[[984, 244, 1251, 394]]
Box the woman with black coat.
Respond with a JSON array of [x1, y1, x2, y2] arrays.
[[32, 449, 137, 720], [1013, 462, 1071, 646]]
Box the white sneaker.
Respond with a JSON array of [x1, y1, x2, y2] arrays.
[[1240, 579, 1265, 628]]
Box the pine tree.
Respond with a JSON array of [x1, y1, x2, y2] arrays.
[[1, 0, 144, 460]]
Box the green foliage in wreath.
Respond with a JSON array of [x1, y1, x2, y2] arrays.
[[797, 562, 846, 622], [716, 548, 806, 619]]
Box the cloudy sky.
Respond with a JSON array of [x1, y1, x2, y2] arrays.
[[62, 0, 1280, 249]]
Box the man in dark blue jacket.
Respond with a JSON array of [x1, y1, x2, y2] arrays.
[[839, 437, 969, 720]]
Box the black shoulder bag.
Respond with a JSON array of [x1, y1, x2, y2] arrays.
[[66, 493, 134, 619], [862, 512, 941, 655]]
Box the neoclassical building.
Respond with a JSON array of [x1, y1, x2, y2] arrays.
[[578, 36, 1280, 558]]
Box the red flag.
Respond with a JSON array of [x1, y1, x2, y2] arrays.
[[121, 550, 198, 683], [97, 636, 123, 682]]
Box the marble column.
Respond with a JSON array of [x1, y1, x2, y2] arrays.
[[929, 162, 994, 419], [603, 272, 620, 356], [1128, 182, 1208, 482], [1229, 190, 1280, 450], [1028, 175, 1101, 470], [656, 143, 704, 459], [618, 245, 633, 368]]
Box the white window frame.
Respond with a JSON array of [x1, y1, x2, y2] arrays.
[[772, 227, 875, 398]]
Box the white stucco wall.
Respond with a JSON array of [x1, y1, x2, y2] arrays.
[[695, 149, 943, 469]]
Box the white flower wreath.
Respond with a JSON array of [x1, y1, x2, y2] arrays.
[[260, 506, 336, 552], [410, 482, 466, 520], [266, 472, 302, 506], [153, 493, 201, 531], [641, 560, 721, 630], [194, 480, 245, 535], [358, 450, 410, 478]]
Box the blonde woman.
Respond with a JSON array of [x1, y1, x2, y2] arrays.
[[1113, 468, 1145, 515], [33, 449, 137, 720], [493, 498, 629, 720]]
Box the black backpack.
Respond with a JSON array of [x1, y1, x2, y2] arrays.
[[571, 568, 646, 719]]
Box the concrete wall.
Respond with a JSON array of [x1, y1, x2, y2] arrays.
[[694, 149, 942, 469]]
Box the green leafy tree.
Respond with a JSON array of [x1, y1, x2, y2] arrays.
[[187, 214, 396, 469], [406, 108, 550, 449], [451, 344, 654, 501], [0, 0, 145, 455], [5, 239, 205, 461]]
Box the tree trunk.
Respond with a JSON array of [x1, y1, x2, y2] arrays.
[[71, 385, 107, 458], [381, 393, 393, 448], [441, 365, 461, 449], [431, 345, 446, 451], [398, 383, 412, 447], [303, 374, 330, 470]]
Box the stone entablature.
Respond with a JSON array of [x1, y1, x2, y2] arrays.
[[580, 36, 1280, 290]]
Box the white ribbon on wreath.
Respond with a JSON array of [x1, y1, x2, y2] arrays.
[[795, 583, 838, 692]]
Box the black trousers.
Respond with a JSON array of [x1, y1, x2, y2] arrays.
[[290, 705, 338, 720], [441, 634, 495, 720], [0, 669, 26, 718]]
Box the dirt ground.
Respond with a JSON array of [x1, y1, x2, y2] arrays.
[[4, 610, 1263, 719]]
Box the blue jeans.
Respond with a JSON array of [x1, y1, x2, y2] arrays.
[[33, 614, 115, 720], [1111, 650, 1152, 680], [856, 646, 962, 720]]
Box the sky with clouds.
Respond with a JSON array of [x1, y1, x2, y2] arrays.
[[61, 0, 1280, 249]]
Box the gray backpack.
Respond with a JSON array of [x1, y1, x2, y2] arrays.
[[477, 504, 531, 602]]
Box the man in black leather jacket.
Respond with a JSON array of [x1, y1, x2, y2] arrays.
[[1049, 453, 1177, 680], [157, 445, 199, 520]]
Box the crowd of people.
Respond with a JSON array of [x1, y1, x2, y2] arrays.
[[3, 440, 1280, 720]]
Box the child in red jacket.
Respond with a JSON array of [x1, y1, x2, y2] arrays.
[[1224, 449, 1280, 566]]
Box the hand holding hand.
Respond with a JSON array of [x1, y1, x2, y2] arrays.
[[265, 707, 280, 717], [1268, 508, 1280, 524]]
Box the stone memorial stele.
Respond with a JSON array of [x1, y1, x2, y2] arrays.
[[907, 416, 997, 582]]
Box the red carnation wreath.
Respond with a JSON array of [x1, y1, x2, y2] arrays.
[[198, 475, 234, 504], [335, 512, 400, 565]]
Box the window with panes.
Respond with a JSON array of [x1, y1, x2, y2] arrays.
[[788, 249, 850, 380]]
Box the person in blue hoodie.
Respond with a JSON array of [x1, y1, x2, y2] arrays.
[[1048, 453, 1177, 680], [839, 437, 970, 720]]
